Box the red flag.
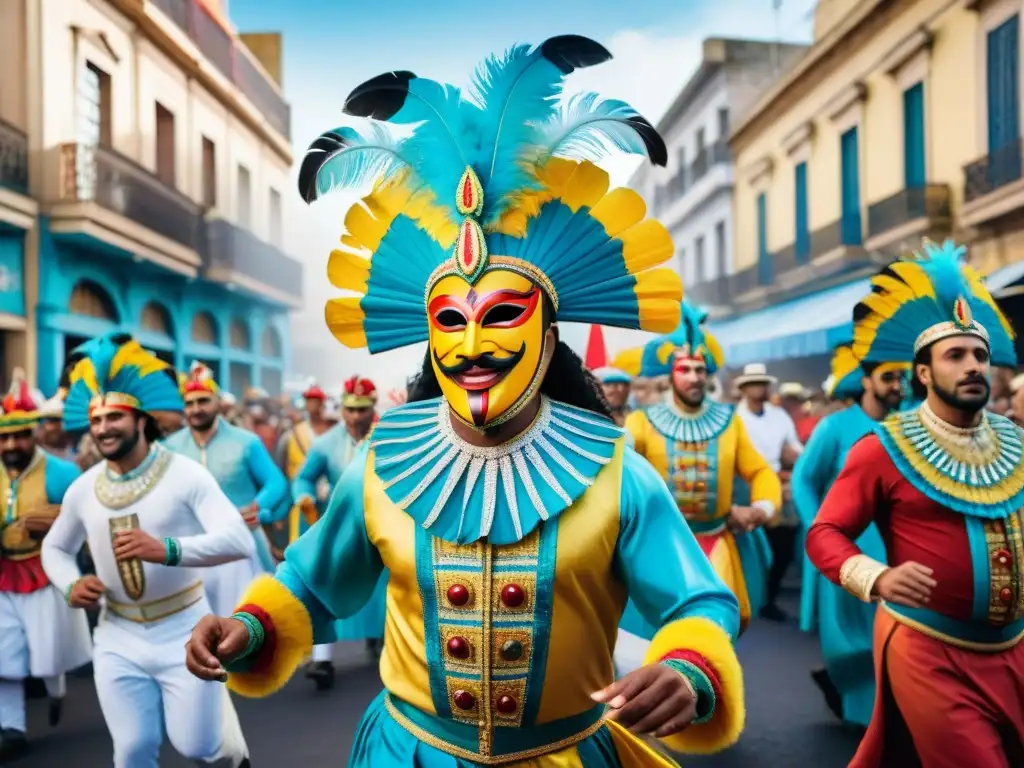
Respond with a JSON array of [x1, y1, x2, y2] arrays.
[[584, 324, 608, 370]]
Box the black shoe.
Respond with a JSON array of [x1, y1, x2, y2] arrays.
[[0, 729, 29, 763], [811, 668, 843, 720], [22, 678, 45, 700], [239, 759, 251, 768], [305, 661, 335, 691], [759, 604, 787, 623], [48, 697, 63, 727]]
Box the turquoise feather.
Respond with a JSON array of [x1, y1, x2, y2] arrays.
[[533, 93, 652, 163], [307, 125, 411, 200], [469, 44, 564, 225]]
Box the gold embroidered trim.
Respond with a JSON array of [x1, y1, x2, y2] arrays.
[[839, 554, 888, 603], [881, 602, 1024, 652], [425, 256, 560, 311], [108, 513, 146, 600], [384, 695, 606, 765], [106, 581, 203, 623], [984, 514, 1024, 626], [94, 447, 174, 510]]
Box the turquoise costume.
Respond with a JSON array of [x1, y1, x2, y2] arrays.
[[292, 424, 386, 641], [791, 403, 885, 727], [164, 418, 289, 572]]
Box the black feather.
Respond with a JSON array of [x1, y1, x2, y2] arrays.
[[539, 35, 612, 74], [343, 71, 417, 120], [297, 131, 346, 204], [626, 115, 668, 166]]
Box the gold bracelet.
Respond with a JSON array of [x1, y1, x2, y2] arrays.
[[839, 554, 889, 603]]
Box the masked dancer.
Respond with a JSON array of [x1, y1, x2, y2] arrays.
[[41, 333, 253, 767], [292, 375, 386, 689], [164, 362, 289, 617], [622, 302, 778, 646], [186, 36, 747, 766], [806, 240, 1023, 767], [0, 373, 91, 760], [791, 342, 907, 726]]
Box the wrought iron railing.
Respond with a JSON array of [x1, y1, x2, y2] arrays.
[[866, 184, 951, 238], [964, 139, 1023, 203], [0, 119, 28, 194], [204, 218, 303, 301], [58, 143, 204, 251]]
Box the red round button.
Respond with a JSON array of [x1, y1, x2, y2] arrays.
[[446, 636, 471, 660], [501, 584, 526, 608], [993, 549, 1012, 567], [453, 690, 475, 710], [496, 695, 517, 714], [999, 587, 1013, 605], [447, 584, 470, 607]]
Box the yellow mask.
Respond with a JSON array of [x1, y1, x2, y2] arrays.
[[427, 268, 548, 429]]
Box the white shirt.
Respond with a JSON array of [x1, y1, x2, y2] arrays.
[[736, 400, 803, 473], [42, 450, 255, 603]]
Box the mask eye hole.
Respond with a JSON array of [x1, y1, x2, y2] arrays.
[[434, 308, 467, 330], [481, 303, 526, 327]]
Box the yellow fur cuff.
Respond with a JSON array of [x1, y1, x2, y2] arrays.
[[226, 575, 314, 698], [642, 616, 745, 754]]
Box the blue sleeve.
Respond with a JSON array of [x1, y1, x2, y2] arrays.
[[791, 415, 838, 529], [44, 456, 81, 502], [292, 442, 327, 505], [245, 436, 290, 523], [275, 443, 384, 644], [613, 448, 740, 641]]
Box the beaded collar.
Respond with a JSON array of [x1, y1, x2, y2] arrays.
[[94, 443, 174, 510], [644, 398, 735, 445], [875, 402, 1024, 519], [370, 396, 623, 546]]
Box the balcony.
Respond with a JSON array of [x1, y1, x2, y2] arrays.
[[961, 139, 1024, 228], [128, 0, 291, 142], [48, 143, 203, 275], [204, 218, 303, 307], [864, 184, 952, 254], [0, 119, 35, 231], [658, 142, 734, 229], [687, 275, 731, 308]]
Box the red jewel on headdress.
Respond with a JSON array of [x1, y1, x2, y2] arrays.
[[953, 296, 973, 329]]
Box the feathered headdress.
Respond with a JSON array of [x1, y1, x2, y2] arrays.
[[829, 342, 863, 401], [609, 346, 643, 378], [182, 361, 220, 401], [300, 36, 681, 352], [342, 375, 377, 408], [640, 302, 724, 378], [853, 240, 1016, 366], [64, 332, 183, 431], [0, 368, 40, 434]]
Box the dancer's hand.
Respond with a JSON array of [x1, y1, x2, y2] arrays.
[[185, 615, 251, 683], [68, 575, 105, 608], [873, 561, 936, 608], [591, 664, 698, 737], [239, 504, 260, 528], [113, 529, 166, 563], [728, 504, 767, 533]]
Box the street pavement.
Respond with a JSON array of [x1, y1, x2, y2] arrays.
[[15, 592, 862, 767]]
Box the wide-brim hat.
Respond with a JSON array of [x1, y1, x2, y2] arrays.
[[733, 363, 777, 389]]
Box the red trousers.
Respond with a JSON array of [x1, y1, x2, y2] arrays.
[[851, 610, 1024, 767]]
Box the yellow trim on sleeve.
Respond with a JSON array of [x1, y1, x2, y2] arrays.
[[642, 616, 744, 754], [226, 575, 314, 698]]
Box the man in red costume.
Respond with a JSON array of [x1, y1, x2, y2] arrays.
[[806, 240, 1024, 767]]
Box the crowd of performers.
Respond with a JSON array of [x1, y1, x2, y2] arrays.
[[0, 34, 1020, 768]]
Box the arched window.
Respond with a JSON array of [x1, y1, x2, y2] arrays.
[[261, 325, 281, 358], [140, 301, 173, 335], [229, 318, 250, 350], [69, 280, 117, 321], [191, 311, 218, 344]]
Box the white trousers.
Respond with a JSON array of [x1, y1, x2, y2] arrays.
[[612, 629, 650, 679], [93, 599, 248, 768], [203, 529, 272, 617]]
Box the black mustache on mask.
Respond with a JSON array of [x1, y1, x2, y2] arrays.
[[433, 344, 526, 376]]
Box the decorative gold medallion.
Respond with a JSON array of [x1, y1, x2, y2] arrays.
[[953, 295, 973, 330], [109, 513, 146, 601], [454, 217, 488, 283]]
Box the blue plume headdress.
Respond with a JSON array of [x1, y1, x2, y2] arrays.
[[828, 342, 863, 401], [64, 332, 184, 431], [298, 35, 682, 353], [639, 302, 724, 378], [853, 240, 1016, 367]]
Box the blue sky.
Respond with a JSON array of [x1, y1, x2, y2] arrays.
[[228, 0, 815, 389]]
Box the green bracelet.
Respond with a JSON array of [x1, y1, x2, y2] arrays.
[[63, 579, 80, 606], [661, 659, 716, 724], [231, 611, 265, 659], [163, 537, 182, 566]]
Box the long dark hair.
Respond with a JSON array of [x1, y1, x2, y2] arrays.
[[407, 337, 612, 419]]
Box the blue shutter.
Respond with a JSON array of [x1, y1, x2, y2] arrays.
[[986, 15, 1020, 188], [794, 162, 809, 263], [840, 127, 862, 246], [903, 82, 926, 189], [757, 192, 771, 285]]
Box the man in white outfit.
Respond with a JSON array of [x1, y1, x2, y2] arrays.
[[0, 371, 92, 760], [41, 333, 254, 768]]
